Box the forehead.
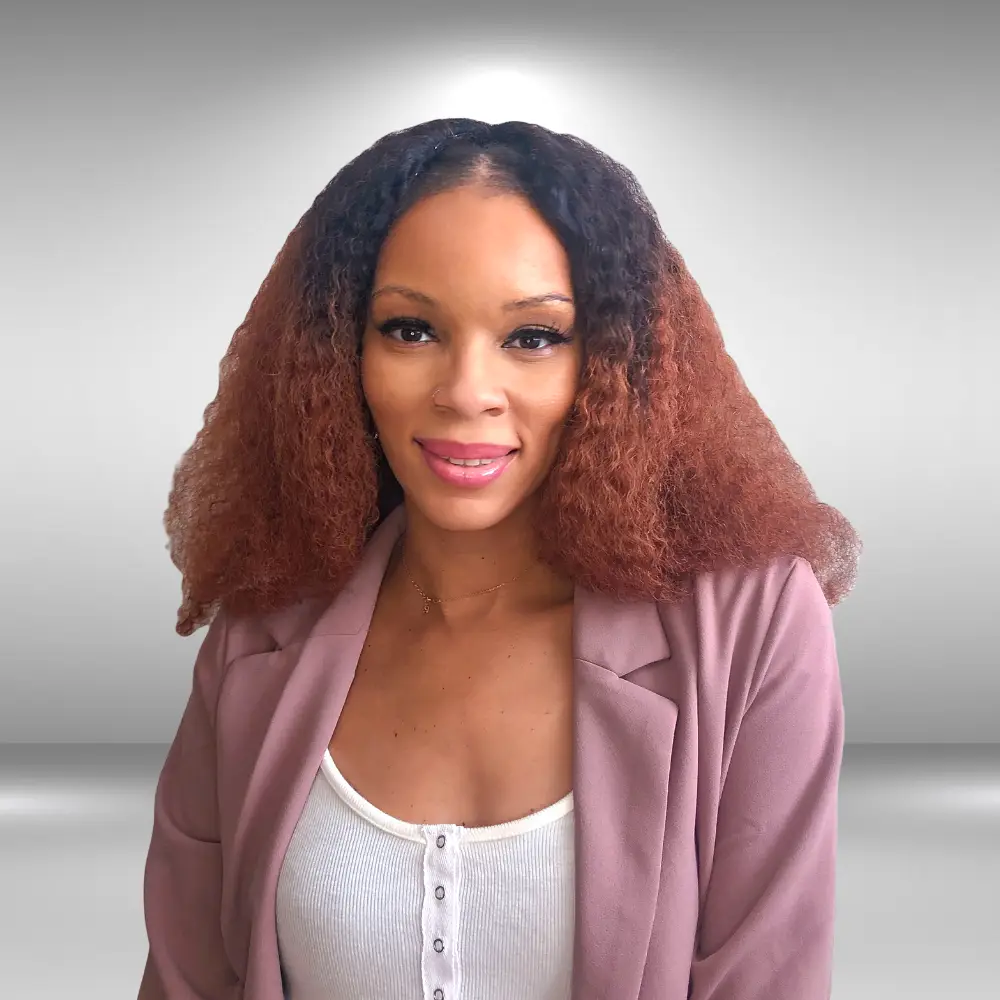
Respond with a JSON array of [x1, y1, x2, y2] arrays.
[[373, 186, 574, 303]]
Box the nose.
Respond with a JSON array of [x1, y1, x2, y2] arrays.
[[431, 338, 507, 417]]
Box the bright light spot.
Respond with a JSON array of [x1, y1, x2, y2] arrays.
[[432, 61, 577, 128], [0, 787, 144, 818]]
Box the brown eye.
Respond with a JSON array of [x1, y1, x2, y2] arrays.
[[514, 333, 547, 350], [377, 317, 434, 344], [504, 326, 571, 351]]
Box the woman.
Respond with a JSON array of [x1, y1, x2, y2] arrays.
[[139, 118, 861, 1000]]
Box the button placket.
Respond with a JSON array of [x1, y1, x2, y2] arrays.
[[421, 825, 461, 1000]]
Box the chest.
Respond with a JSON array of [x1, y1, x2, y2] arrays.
[[276, 752, 576, 1000], [328, 604, 575, 828]]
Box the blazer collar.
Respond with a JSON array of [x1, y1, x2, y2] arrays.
[[251, 503, 679, 1000]]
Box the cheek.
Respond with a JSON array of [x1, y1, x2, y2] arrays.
[[359, 348, 381, 413], [525, 364, 580, 447], [361, 346, 410, 425], [545, 356, 582, 419]]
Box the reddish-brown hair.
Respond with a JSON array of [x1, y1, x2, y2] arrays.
[[165, 118, 861, 636]]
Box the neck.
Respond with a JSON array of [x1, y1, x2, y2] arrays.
[[389, 499, 571, 623]]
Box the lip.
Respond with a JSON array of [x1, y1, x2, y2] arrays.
[[416, 440, 518, 489], [415, 438, 518, 460]]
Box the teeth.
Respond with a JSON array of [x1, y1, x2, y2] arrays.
[[444, 457, 498, 466]]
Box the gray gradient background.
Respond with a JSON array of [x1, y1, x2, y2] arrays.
[[3, 0, 998, 744], [1, 2, 999, 997], [2, 0, 998, 743]]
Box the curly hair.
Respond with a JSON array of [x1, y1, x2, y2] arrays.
[[164, 117, 862, 637]]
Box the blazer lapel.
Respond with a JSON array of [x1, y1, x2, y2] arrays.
[[570, 586, 679, 1000], [241, 506, 408, 999]]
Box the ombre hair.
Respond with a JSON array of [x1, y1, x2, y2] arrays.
[[164, 118, 861, 636]]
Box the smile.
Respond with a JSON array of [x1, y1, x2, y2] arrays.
[[414, 439, 519, 489], [441, 457, 500, 467]]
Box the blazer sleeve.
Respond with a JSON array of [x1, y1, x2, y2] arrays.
[[689, 557, 846, 1000], [138, 608, 241, 1000]]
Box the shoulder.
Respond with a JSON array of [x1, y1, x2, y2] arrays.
[[688, 553, 823, 624], [194, 591, 334, 687], [686, 553, 829, 642], [656, 554, 834, 706], [234, 593, 337, 653]]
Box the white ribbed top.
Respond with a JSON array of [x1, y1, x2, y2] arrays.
[[275, 749, 576, 1000]]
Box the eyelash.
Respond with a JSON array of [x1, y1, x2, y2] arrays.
[[376, 317, 572, 351]]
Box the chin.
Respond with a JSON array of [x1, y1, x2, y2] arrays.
[[405, 491, 527, 535]]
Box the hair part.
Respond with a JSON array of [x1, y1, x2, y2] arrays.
[[164, 118, 861, 636]]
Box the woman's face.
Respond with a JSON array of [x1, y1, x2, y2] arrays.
[[361, 184, 583, 535]]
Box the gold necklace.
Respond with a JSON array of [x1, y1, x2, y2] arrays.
[[402, 560, 530, 615]]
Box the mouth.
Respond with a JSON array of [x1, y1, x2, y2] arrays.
[[414, 438, 519, 488], [414, 438, 519, 460]]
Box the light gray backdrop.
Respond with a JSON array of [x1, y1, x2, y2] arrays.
[[2, 0, 997, 743]]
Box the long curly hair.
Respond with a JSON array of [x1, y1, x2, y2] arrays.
[[164, 117, 862, 637]]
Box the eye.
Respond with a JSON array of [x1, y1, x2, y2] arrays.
[[376, 317, 434, 344], [504, 325, 572, 351]]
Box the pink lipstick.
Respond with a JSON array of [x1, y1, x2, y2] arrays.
[[415, 438, 518, 489]]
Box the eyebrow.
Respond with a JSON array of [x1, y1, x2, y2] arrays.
[[371, 285, 573, 312]]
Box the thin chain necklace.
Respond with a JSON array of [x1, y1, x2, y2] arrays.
[[402, 557, 530, 615]]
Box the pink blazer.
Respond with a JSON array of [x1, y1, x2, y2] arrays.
[[139, 503, 845, 1000]]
